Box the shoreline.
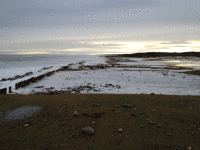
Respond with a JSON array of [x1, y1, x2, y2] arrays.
[[1, 52, 200, 95]]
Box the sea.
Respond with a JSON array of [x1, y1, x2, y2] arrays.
[[1, 40, 200, 92]]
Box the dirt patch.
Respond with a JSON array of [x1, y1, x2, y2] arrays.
[[0, 94, 200, 150]]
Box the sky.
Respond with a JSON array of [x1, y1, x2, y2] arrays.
[[0, 0, 200, 55]]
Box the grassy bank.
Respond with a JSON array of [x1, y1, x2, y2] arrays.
[[0, 94, 200, 150]]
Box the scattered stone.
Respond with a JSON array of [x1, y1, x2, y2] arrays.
[[72, 133, 76, 137], [146, 115, 149, 117], [24, 124, 29, 128], [82, 113, 90, 117], [61, 122, 66, 126], [157, 125, 161, 128], [15, 75, 21, 79], [140, 111, 144, 114], [167, 133, 172, 136], [65, 118, 71, 122], [91, 112, 105, 118], [140, 125, 144, 128], [131, 113, 136, 116], [1, 78, 7, 81], [152, 110, 156, 112], [118, 128, 123, 133], [34, 86, 45, 88], [25, 120, 31, 124], [44, 147, 49, 150], [111, 108, 115, 111], [122, 103, 132, 108], [81, 127, 95, 136], [92, 103, 100, 107], [73, 111, 79, 116], [114, 111, 119, 114], [147, 121, 154, 125]]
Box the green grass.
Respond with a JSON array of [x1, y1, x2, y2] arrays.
[[0, 94, 200, 150]]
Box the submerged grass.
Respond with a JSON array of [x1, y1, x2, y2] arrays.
[[0, 94, 200, 150]]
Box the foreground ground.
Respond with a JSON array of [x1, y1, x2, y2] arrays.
[[0, 94, 200, 150]]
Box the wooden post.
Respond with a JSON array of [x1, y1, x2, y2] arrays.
[[9, 86, 11, 93], [15, 83, 18, 90], [0, 88, 7, 94]]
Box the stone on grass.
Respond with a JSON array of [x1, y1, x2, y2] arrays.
[[24, 124, 29, 128], [73, 111, 79, 116], [111, 108, 115, 111], [82, 127, 95, 136], [118, 128, 123, 133], [131, 113, 136, 116], [61, 122, 66, 126], [122, 103, 132, 108], [25, 120, 31, 124]]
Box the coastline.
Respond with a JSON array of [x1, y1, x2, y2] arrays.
[[1, 52, 200, 95]]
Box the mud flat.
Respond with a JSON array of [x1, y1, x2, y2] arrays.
[[0, 94, 200, 150]]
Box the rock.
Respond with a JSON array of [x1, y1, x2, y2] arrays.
[[146, 115, 149, 117], [151, 93, 155, 95], [118, 128, 123, 133], [25, 120, 31, 124], [61, 122, 66, 126], [72, 133, 76, 137], [157, 125, 161, 128], [44, 147, 49, 150], [81, 127, 95, 136], [167, 133, 172, 136], [24, 124, 29, 128], [122, 103, 132, 108], [140, 125, 144, 128], [152, 110, 156, 112], [188, 147, 191, 150], [34, 86, 45, 88], [147, 121, 154, 125], [92, 103, 100, 107], [15, 75, 21, 79], [73, 111, 79, 116], [131, 113, 136, 116], [65, 118, 71, 122], [1, 78, 7, 81], [111, 108, 115, 111], [140, 111, 144, 114], [82, 113, 90, 117], [91, 112, 105, 118]]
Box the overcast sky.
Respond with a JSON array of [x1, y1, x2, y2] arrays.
[[0, 0, 200, 54]]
